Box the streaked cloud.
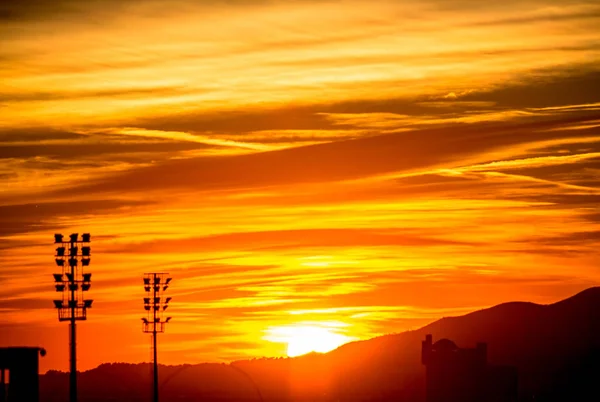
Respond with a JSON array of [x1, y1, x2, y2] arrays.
[[0, 0, 599, 373]]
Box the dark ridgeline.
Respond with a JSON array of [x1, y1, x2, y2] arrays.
[[421, 335, 517, 402], [0, 347, 46, 402], [37, 287, 600, 402]]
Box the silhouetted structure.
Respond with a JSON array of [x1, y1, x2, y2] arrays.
[[422, 334, 517, 402], [142, 273, 173, 402], [0, 347, 46, 402], [52, 233, 93, 402]]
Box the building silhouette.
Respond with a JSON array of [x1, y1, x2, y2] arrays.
[[0, 347, 46, 402], [422, 334, 517, 402]]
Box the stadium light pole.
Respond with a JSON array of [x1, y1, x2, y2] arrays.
[[52, 233, 93, 402], [142, 273, 172, 402]]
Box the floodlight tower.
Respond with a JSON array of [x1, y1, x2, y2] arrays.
[[142, 273, 172, 402], [52, 233, 93, 402]]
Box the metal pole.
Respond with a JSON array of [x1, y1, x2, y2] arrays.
[[70, 239, 77, 402], [70, 320, 77, 402], [153, 274, 159, 402]]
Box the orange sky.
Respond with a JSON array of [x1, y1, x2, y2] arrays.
[[1, 0, 600, 373]]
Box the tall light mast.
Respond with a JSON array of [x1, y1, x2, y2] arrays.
[[142, 273, 172, 402], [52, 233, 93, 402]]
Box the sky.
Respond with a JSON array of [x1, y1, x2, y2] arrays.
[[1, 0, 600, 373]]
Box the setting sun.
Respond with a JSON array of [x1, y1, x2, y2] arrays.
[[265, 323, 355, 357]]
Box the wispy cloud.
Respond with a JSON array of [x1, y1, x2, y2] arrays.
[[1, 0, 600, 373]]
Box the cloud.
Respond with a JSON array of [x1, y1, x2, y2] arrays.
[[2, 0, 600, 372]]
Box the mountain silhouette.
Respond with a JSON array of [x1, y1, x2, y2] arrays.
[[40, 287, 600, 401]]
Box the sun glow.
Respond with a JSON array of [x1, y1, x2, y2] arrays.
[[265, 323, 355, 357]]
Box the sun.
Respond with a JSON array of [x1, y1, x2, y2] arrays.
[[265, 324, 354, 357]]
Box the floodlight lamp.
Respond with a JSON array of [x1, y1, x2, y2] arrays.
[[154, 276, 161, 284], [54, 234, 64, 243], [154, 297, 160, 303], [166, 317, 172, 323], [69, 283, 78, 291], [55, 259, 65, 267], [56, 247, 65, 256], [66, 273, 74, 282], [82, 258, 90, 267], [82, 247, 91, 257], [68, 300, 77, 308], [68, 258, 77, 267], [142, 318, 148, 324], [165, 278, 172, 285], [154, 317, 160, 322], [83, 273, 92, 282], [143, 278, 150, 285], [69, 233, 79, 243], [84, 300, 93, 308], [165, 297, 172, 304], [163, 305, 168, 311], [144, 305, 151, 311], [53, 300, 63, 309], [162, 285, 169, 291], [144, 286, 150, 292], [55, 284, 65, 292], [143, 297, 150, 304], [69, 247, 78, 256], [154, 305, 159, 311], [82, 233, 91, 242], [82, 283, 91, 291], [53, 273, 63, 282], [153, 285, 160, 291]]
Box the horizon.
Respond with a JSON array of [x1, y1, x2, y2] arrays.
[[35, 284, 598, 375], [2, 0, 600, 376]]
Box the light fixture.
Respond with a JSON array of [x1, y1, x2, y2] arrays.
[[141, 273, 173, 402], [52, 232, 93, 402]]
